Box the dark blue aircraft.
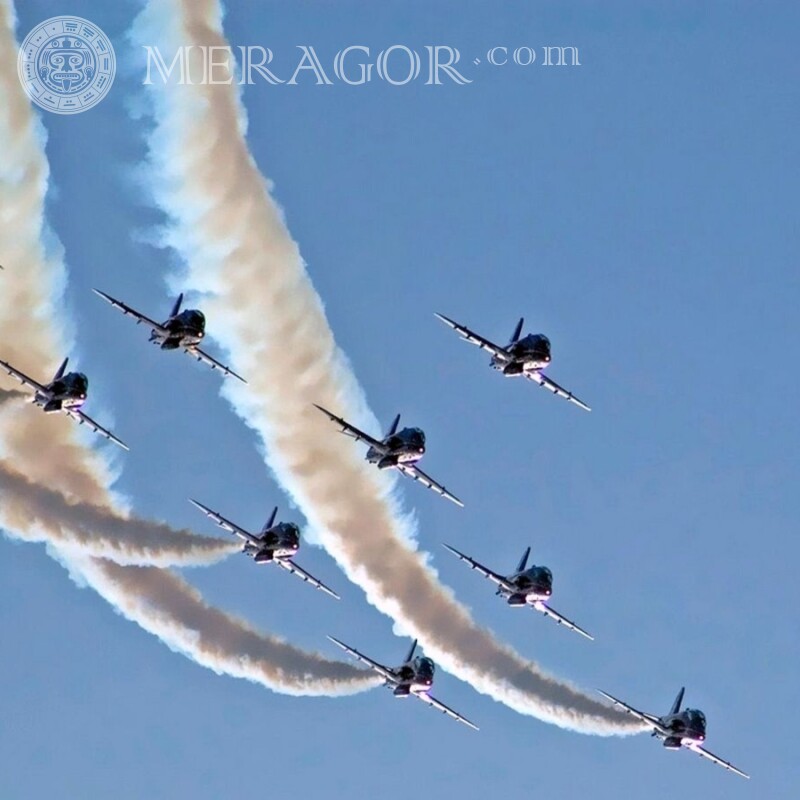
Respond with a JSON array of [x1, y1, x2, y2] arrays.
[[93, 289, 245, 382], [444, 544, 593, 640], [327, 636, 477, 730], [599, 687, 749, 778], [435, 313, 590, 411], [190, 499, 339, 599], [0, 356, 127, 449], [314, 405, 463, 506]]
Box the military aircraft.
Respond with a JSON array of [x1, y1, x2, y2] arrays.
[[435, 313, 590, 411], [313, 405, 463, 506], [190, 499, 339, 599], [327, 636, 478, 730], [598, 687, 749, 779], [93, 289, 246, 382], [443, 544, 593, 640], [0, 356, 128, 450]]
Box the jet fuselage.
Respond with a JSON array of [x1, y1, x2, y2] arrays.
[[658, 709, 707, 749], [35, 372, 89, 412], [492, 333, 552, 375], [501, 565, 554, 606], [366, 427, 426, 468], [391, 655, 435, 696], [152, 309, 206, 350], [244, 521, 301, 562]]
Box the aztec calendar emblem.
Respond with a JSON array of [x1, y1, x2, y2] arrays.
[[17, 15, 116, 115]]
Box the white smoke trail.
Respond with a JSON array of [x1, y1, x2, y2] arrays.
[[0, 388, 25, 404], [137, 0, 645, 733], [0, 461, 237, 566], [72, 555, 379, 695], [0, 0, 375, 697]]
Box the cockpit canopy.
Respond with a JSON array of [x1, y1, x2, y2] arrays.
[[403, 427, 425, 444], [685, 709, 706, 732], [181, 309, 206, 331], [389, 428, 426, 451], [515, 333, 551, 356], [520, 565, 552, 587], [414, 656, 435, 679], [276, 522, 300, 544], [67, 373, 89, 395]]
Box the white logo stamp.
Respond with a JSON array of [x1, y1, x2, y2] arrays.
[[17, 15, 116, 115]]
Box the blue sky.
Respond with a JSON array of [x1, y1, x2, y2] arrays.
[[1, 1, 798, 797]]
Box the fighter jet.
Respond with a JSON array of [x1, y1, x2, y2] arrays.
[[435, 313, 590, 411], [0, 356, 128, 450], [327, 636, 478, 730], [443, 544, 593, 640], [598, 687, 749, 779], [314, 405, 463, 507], [190, 499, 339, 599], [93, 289, 246, 382]]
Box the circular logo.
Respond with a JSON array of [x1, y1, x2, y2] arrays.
[[17, 16, 116, 115]]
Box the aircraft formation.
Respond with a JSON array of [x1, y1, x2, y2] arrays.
[[0, 287, 748, 777]]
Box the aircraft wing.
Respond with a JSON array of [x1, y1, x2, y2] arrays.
[[0, 359, 48, 395], [526, 370, 591, 412], [688, 744, 749, 780], [186, 346, 247, 383], [415, 692, 479, 731], [534, 601, 594, 641], [189, 499, 261, 546], [434, 313, 509, 360], [442, 544, 512, 590], [66, 409, 129, 451], [326, 636, 396, 682], [92, 289, 168, 335], [597, 690, 664, 731], [397, 463, 464, 507], [279, 560, 340, 600], [313, 405, 386, 450]]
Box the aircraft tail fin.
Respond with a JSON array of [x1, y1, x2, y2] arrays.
[[52, 357, 68, 382], [404, 639, 417, 663], [669, 687, 685, 716], [170, 293, 184, 318], [510, 317, 524, 344], [516, 546, 531, 573], [386, 413, 401, 437], [261, 506, 278, 534]]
